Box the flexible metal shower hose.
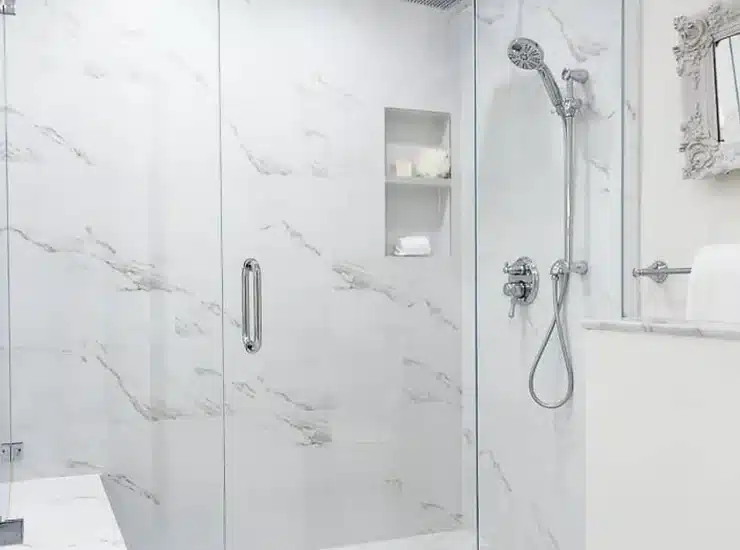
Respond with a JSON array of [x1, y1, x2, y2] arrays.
[[527, 270, 574, 409], [527, 114, 576, 409]]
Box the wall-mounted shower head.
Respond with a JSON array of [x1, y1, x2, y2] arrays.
[[507, 37, 545, 70], [507, 38, 565, 117]]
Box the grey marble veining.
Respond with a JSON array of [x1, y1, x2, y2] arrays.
[[227, 122, 294, 176], [67, 461, 160, 505], [402, 357, 463, 408], [546, 8, 608, 63], [3, 1, 469, 549], [478, 450, 513, 494], [3, 225, 243, 334], [4, 226, 183, 293], [266, 388, 313, 412], [166, 51, 210, 89], [2, 142, 37, 162], [296, 73, 361, 105], [194, 366, 222, 377], [262, 219, 462, 330], [232, 380, 257, 398], [35, 124, 95, 165], [333, 263, 459, 330], [531, 504, 561, 550], [91, 351, 187, 422], [586, 157, 610, 176], [278, 415, 333, 447], [4, 105, 95, 164], [175, 317, 207, 337], [83, 63, 107, 80], [262, 220, 324, 256], [582, 318, 740, 340]]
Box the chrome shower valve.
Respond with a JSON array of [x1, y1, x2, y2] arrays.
[[502, 257, 539, 319]]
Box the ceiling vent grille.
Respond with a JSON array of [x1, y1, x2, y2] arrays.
[[400, 0, 466, 11]]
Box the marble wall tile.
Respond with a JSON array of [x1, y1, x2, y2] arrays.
[[3, 475, 128, 550], [473, 0, 623, 549], [219, 1, 471, 548], [0, 1, 472, 549]]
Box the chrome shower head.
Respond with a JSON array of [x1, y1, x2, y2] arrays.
[[507, 37, 545, 71], [507, 37, 565, 117]]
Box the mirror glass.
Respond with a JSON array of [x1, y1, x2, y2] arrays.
[[714, 34, 740, 142]]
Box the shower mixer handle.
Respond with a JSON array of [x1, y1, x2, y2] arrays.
[[508, 297, 518, 319], [503, 261, 527, 276], [503, 282, 526, 319], [502, 257, 539, 319], [503, 281, 526, 299]]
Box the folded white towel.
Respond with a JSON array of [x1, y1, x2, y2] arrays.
[[393, 236, 432, 257], [686, 244, 740, 323]]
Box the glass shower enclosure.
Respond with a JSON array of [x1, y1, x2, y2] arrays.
[[0, 1, 478, 549]]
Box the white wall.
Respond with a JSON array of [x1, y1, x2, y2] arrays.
[[0, 1, 473, 549], [474, 0, 623, 549], [584, 330, 740, 550], [584, 2, 740, 548], [639, 0, 740, 319]]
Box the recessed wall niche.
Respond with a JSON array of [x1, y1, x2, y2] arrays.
[[385, 107, 452, 257]]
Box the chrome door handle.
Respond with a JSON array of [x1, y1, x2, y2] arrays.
[[241, 258, 262, 354]]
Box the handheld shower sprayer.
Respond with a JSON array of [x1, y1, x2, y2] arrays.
[[505, 37, 590, 409], [507, 38, 565, 117]]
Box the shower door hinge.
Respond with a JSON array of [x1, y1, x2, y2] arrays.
[[0, 442, 23, 463], [0, 0, 16, 15], [0, 519, 23, 546]]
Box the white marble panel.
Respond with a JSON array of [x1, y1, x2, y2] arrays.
[[2, 475, 127, 550], [324, 530, 481, 550], [583, 317, 740, 340], [1, 1, 473, 549], [1, 1, 224, 549], [219, 1, 469, 548], [473, 0, 623, 548]]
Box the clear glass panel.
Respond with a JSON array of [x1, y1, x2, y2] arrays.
[[3, 1, 224, 549], [220, 1, 477, 549], [0, 8, 11, 525]]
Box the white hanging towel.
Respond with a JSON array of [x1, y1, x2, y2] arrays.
[[686, 244, 740, 323]]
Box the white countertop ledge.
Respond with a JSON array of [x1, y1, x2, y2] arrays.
[[582, 318, 740, 340], [1, 474, 127, 550]]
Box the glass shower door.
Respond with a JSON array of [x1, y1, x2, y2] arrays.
[[219, 1, 475, 549], [1, 1, 225, 549], [0, 7, 11, 527]]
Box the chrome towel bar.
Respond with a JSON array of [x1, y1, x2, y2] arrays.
[[632, 260, 692, 284]]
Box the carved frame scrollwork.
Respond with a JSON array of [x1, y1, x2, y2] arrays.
[[674, 2, 740, 179]]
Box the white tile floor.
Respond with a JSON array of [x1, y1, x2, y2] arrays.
[[0, 478, 478, 550], [324, 530, 481, 550]]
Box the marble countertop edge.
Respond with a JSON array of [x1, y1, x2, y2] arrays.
[[582, 318, 740, 341]]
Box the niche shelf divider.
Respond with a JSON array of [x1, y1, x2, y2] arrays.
[[384, 107, 452, 257]]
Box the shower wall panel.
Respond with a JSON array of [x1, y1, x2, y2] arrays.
[[0, 1, 474, 549], [474, 0, 623, 549], [219, 1, 472, 547]]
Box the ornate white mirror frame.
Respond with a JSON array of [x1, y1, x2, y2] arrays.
[[674, 2, 740, 179]]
